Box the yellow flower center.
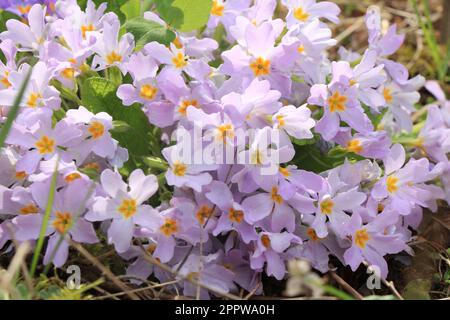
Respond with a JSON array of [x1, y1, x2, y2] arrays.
[[26, 92, 42, 108], [52, 211, 73, 234], [172, 161, 187, 177], [178, 99, 199, 116], [307, 227, 321, 241], [297, 45, 305, 54], [1, 71, 11, 88], [229, 207, 244, 224], [346, 139, 363, 154], [355, 228, 370, 248], [261, 234, 271, 248], [61, 67, 75, 79], [349, 79, 357, 86], [294, 7, 310, 21], [106, 51, 122, 65], [83, 162, 100, 172], [65, 172, 82, 183], [271, 186, 283, 204], [20, 203, 39, 215], [383, 88, 393, 103], [386, 175, 398, 193], [320, 199, 334, 215], [160, 218, 178, 236], [15, 171, 27, 180], [216, 123, 234, 143], [196, 205, 213, 225], [35, 135, 55, 155], [118, 198, 137, 219], [250, 57, 271, 77], [172, 52, 187, 69], [17, 5, 31, 14], [139, 84, 158, 101], [276, 114, 285, 127], [211, 0, 225, 16], [81, 24, 95, 39], [279, 167, 290, 177], [327, 91, 347, 112], [88, 121, 105, 139]]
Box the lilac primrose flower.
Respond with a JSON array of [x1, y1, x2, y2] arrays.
[[250, 231, 301, 280], [0, 3, 48, 51], [65, 106, 118, 162], [343, 209, 406, 278], [207, 0, 251, 36], [288, 224, 345, 273], [283, 0, 340, 28], [86, 169, 158, 253], [281, 18, 337, 66], [334, 128, 391, 159], [117, 52, 161, 106], [308, 80, 374, 141], [418, 105, 450, 162], [61, 0, 114, 40], [242, 182, 297, 233], [0, 0, 40, 18], [13, 180, 98, 267], [272, 104, 315, 139], [378, 80, 422, 132], [0, 146, 22, 187], [162, 145, 216, 193], [221, 20, 292, 96], [6, 116, 82, 174], [222, 78, 282, 129], [0, 39, 17, 90], [371, 144, 445, 215], [330, 51, 386, 111], [92, 20, 134, 74], [140, 201, 204, 263], [144, 42, 202, 80], [0, 185, 42, 218], [205, 181, 257, 243], [308, 180, 367, 238], [175, 252, 236, 299], [0, 61, 61, 111], [365, 5, 404, 58]]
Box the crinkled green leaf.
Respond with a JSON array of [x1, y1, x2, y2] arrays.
[[155, 0, 212, 32], [125, 17, 175, 47]]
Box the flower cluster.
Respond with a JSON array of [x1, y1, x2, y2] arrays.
[[0, 0, 448, 298]]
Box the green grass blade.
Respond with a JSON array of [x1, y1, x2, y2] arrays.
[[29, 156, 59, 278], [412, 0, 443, 79], [0, 67, 32, 148]]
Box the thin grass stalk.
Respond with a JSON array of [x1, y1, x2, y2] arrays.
[[411, 0, 443, 80], [29, 156, 60, 278], [0, 68, 32, 148]]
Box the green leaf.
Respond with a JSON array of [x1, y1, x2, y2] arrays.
[[80, 77, 152, 161], [125, 17, 175, 47], [120, 0, 141, 20], [155, 0, 212, 32], [0, 10, 20, 34]]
